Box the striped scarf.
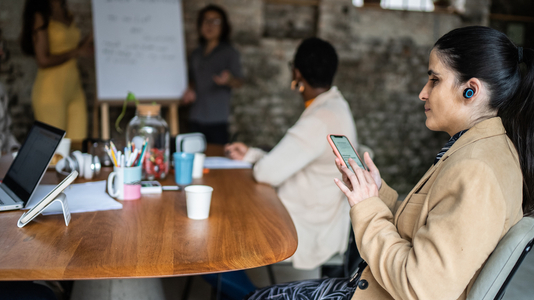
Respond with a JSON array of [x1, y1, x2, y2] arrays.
[[434, 129, 468, 165]]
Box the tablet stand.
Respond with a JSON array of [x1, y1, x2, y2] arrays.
[[17, 193, 71, 228]]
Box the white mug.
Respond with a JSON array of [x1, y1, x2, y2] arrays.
[[55, 138, 71, 160], [107, 165, 142, 200], [192, 153, 206, 179]]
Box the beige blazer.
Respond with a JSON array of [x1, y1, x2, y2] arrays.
[[243, 86, 357, 269], [350, 117, 524, 300]]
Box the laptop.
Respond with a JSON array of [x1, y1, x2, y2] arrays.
[[0, 121, 65, 211]]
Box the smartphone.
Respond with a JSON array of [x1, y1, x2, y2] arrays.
[[327, 135, 367, 172], [141, 181, 162, 194]]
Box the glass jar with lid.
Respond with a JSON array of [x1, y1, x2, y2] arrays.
[[126, 104, 170, 180]]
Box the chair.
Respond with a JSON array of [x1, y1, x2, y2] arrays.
[[320, 226, 363, 278], [320, 144, 373, 278], [265, 144, 375, 283], [266, 226, 363, 283], [467, 217, 534, 300]]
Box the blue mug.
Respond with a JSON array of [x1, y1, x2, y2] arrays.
[[173, 152, 195, 185]]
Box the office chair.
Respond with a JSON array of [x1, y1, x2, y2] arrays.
[[266, 225, 362, 284], [326, 216, 534, 298], [467, 217, 534, 300], [266, 144, 374, 283], [319, 144, 373, 278], [320, 226, 363, 278]]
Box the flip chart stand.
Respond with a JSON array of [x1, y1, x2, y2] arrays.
[[98, 100, 179, 140], [17, 193, 71, 228]]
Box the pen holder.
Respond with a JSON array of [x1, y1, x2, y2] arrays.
[[107, 165, 142, 200]]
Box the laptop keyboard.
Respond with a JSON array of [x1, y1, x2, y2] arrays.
[[0, 185, 15, 206]]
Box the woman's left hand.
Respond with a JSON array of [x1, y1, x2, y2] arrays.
[[334, 158, 379, 207], [224, 142, 248, 160]]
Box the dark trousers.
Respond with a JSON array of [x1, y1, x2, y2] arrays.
[[245, 277, 355, 300], [202, 270, 256, 300], [189, 122, 229, 145]]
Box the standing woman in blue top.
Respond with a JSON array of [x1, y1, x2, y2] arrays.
[[181, 4, 244, 144]]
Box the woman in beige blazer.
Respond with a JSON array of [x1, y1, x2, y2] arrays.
[[246, 26, 534, 300]]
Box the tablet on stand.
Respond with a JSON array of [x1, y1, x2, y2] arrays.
[[17, 170, 78, 228]]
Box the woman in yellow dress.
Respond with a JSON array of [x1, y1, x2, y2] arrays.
[[20, 0, 92, 141]]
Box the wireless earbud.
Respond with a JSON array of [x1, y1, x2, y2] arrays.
[[463, 88, 474, 99]]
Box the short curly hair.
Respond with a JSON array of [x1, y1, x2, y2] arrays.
[[294, 37, 338, 88]]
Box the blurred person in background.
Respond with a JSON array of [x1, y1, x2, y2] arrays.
[[181, 4, 243, 144], [20, 0, 92, 142], [0, 28, 20, 154], [226, 37, 358, 271]]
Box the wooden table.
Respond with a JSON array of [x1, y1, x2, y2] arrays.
[[0, 157, 297, 280]]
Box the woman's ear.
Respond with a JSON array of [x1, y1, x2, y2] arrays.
[[294, 69, 302, 82], [463, 78, 483, 103]]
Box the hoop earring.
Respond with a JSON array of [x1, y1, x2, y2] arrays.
[[291, 80, 297, 90], [298, 82, 305, 93]]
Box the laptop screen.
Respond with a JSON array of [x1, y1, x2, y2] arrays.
[[2, 122, 65, 204]]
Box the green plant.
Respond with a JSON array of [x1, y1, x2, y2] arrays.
[[115, 92, 139, 133]]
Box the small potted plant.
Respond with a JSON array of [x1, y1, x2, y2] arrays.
[[115, 92, 139, 133], [115, 92, 170, 180]]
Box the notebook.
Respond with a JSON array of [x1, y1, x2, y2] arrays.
[[0, 121, 65, 211]]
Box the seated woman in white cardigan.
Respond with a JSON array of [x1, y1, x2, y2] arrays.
[[225, 37, 358, 270]]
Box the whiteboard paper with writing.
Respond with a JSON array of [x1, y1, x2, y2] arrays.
[[92, 0, 187, 100]]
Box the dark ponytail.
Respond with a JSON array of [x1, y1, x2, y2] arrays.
[[434, 26, 534, 215], [20, 0, 52, 56], [500, 47, 534, 215]]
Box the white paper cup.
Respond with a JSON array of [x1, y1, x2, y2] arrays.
[[185, 185, 213, 220], [192, 153, 206, 179]]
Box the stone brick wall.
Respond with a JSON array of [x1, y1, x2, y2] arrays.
[[0, 0, 492, 196]]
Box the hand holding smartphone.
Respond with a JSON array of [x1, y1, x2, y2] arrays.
[[327, 135, 367, 172]]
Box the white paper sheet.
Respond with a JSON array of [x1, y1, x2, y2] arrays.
[[26, 181, 122, 215], [203, 157, 252, 169]]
